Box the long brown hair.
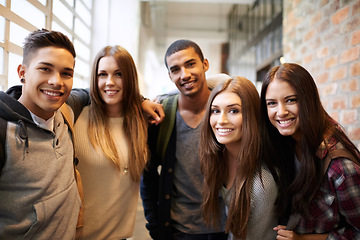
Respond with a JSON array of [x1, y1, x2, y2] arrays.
[[200, 76, 261, 239], [88, 45, 148, 182], [259, 63, 360, 215]]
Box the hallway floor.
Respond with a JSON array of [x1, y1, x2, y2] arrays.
[[128, 198, 151, 240]]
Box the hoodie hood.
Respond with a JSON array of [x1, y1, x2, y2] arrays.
[[0, 85, 33, 123], [0, 85, 35, 152]]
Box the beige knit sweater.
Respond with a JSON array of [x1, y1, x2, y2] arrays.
[[75, 106, 139, 240]]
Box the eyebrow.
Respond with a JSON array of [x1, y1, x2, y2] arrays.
[[266, 94, 297, 101], [211, 103, 242, 107], [38, 62, 74, 72], [169, 58, 196, 72]]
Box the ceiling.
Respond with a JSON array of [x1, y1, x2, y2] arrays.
[[140, 0, 255, 48]]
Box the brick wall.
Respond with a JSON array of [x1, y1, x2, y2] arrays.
[[283, 0, 360, 148]]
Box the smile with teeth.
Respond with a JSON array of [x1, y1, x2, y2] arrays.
[[42, 90, 62, 97], [182, 81, 195, 88], [105, 90, 118, 95], [217, 128, 233, 134], [277, 119, 294, 125]]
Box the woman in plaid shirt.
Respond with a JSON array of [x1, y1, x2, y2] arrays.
[[259, 63, 360, 239]]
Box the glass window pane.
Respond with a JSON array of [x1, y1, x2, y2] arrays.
[[8, 52, 22, 87], [73, 76, 90, 88], [75, 58, 89, 80], [0, 47, 4, 75], [38, 0, 47, 6], [74, 18, 90, 44], [0, 16, 5, 43], [53, 0, 74, 28], [0, 0, 5, 5], [82, 0, 93, 9], [51, 21, 73, 41], [75, 0, 91, 24], [11, 0, 45, 29], [74, 39, 90, 61], [9, 23, 30, 47], [64, 0, 74, 8]]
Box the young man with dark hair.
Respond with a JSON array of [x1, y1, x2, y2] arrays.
[[0, 29, 81, 239], [141, 39, 227, 240]]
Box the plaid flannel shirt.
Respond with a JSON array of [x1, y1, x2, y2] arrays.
[[295, 157, 360, 239]]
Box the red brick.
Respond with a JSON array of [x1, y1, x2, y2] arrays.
[[328, 111, 339, 122], [331, 6, 350, 25], [321, 83, 338, 96], [341, 46, 359, 63], [341, 79, 359, 92], [312, 11, 323, 24], [305, 29, 315, 41], [341, 110, 357, 124], [351, 95, 360, 108], [353, 0, 360, 16], [351, 62, 360, 76], [332, 66, 347, 81], [317, 72, 329, 84], [348, 127, 360, 140], [351, 30, 360, 46], [304, 55, 314, 64], [301, 46, 307, 54], [325, 56, 338, 69], [324, 25, 340, 41], [321, 0, 329, 7], [332, 97, 346, 109], [317, 47, 329, 58]]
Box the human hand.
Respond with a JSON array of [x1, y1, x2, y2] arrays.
[[273, 225, 328, 240], [141, 99, 165, 125], [274, 225, 298, 240]]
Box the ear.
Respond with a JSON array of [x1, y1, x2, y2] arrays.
[[203, 59, 209, 72], [17, 64, 26, 79]]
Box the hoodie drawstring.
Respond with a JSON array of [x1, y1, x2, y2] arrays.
[[18, 120, 29, 153]]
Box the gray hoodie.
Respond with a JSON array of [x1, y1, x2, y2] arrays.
[[0, 86, 81, 240]]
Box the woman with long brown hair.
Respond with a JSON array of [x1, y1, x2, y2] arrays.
[[74, 45, 149, 239], [200, 76, 278, 239], [260, 63, 360, 239]]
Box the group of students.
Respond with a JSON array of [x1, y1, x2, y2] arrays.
[[0, 28, 359, 240]]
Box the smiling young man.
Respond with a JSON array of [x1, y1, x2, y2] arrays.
[[0, 29, 81, 239], [140, 39, 227, 240]]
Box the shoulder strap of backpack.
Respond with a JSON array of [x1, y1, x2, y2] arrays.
[[0, 118, 7, 175], [60, 104, 77, 163], [156, 94, 179, 162], [287, 146, 359, 230], [323, 148, 360, 173], [60, 104, 84, 229]]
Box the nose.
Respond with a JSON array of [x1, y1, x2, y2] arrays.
[[180, 68, 191, 80], [277, 103, 288, 117], [48, 73, 63, 87], [218, 112, 229, 125], [105, 75, 115, 86]]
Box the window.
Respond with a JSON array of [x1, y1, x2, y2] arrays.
[[0, 0, 93, 91]]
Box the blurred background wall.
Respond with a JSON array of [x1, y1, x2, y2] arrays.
[[0, 0, 359, 147]]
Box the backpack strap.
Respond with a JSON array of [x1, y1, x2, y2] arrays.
[[0, 118, 7, 175], [156, 94, 179, 162], [60, 104, 84, 230], [323, 148, 359, 172], [287, 146, 359, 230]]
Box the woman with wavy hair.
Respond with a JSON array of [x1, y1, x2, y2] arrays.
[[260, 63, 360, 239], [200, 76, 278, 239], [74, 45, 149, 239]]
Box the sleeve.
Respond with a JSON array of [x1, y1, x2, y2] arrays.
[[328, 158, 360, 240], [66, 88, 90, 121], [140, 124, 161, 239]]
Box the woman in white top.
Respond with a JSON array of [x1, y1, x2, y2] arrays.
[[74, 45, 149, 239], [199, 76, 278, 240]]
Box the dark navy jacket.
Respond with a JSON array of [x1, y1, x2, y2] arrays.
[[140, 114, 177, 240]]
